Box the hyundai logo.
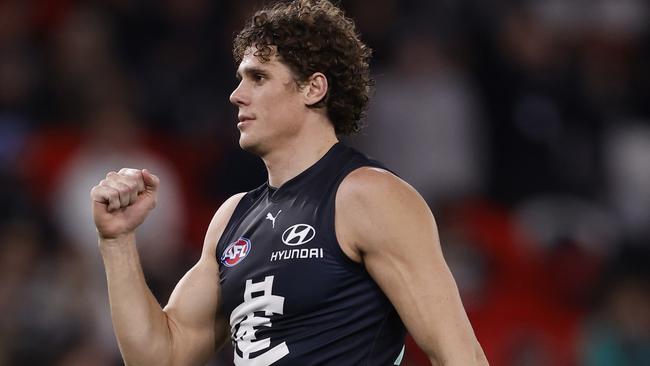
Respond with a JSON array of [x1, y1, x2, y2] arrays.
[[282, 224, 316, 246]]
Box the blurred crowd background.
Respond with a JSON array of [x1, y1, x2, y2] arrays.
[[0, 0, 649, 365]]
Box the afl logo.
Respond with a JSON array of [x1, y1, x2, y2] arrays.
[[221, 238, 251, 267], [282, 224, 316, 246]]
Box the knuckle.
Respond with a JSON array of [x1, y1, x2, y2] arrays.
[[122, 168, 139, 177], [124, 179, 137, 190], [118, 185, 131, 195]]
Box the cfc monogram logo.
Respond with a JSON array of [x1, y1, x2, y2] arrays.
[[230, 276, 289, 365]]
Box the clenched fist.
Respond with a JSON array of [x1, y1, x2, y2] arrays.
[[91, 168, 160, 239]]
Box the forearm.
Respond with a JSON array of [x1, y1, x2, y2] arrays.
[[99, 233, 172, 365]]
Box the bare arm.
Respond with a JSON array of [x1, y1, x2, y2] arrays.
[[91, 168, 244, 366], [335, 167, 489, 366]]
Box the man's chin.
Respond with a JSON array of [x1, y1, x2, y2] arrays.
[[239, 135, 264, 155]]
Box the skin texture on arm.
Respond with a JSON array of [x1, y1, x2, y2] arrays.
[[92, 168, 244, 366], [335, 167, 489, 366]]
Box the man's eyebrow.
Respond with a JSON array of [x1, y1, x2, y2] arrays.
[[235, 66, 269, 80]]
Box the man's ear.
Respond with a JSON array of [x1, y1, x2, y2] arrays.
[[303, 72, 328, 106]]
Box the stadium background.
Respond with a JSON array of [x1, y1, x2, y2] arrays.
[[0, 0, 649, 365]]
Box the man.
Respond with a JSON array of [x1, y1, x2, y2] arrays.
[[91, 1, 489, 365]]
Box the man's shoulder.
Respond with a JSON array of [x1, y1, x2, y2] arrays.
[[335, 165, 434, 258], [335, 166, 427, 230], [201, 192, 248, 259], [336, 166, 432, 230], [337, 166, 416, 205]]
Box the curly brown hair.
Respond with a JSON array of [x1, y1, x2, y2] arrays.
[[233, 0, 373, 135]]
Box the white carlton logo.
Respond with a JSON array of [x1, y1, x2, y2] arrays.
[[230, 276, 289, 365], [282, 224, 316, 246]]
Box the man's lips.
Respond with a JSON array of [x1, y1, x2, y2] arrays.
[[237, 116, 254, 128]]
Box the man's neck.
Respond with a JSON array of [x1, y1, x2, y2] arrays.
[[262, 131, 338, 189]]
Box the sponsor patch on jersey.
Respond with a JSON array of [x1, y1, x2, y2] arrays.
[[221, 238, 251, 267]]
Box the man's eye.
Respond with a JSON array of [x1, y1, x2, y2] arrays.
[[254, 74, 265, 82]]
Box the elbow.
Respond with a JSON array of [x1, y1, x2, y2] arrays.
[[428, 358, 488, 366], [473, 341, 489, 365], [427, 343, 489, 366], [465, 342, 490, 366], [473, 353, 490, 366], [429, 357, 489, 366]]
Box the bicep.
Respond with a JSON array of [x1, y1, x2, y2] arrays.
[[163, 259, 222, 364], [162, 193, 244, 364]]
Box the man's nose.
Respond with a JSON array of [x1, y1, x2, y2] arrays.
[[229, 82, 249, 106]]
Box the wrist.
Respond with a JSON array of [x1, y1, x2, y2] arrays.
[[98, 231, 136, 248]]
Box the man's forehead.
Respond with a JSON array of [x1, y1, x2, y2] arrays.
[[245, 44, 277, 57], [236, 47, 284, 74]]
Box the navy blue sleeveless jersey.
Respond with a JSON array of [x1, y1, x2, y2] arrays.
[[216, 142, 406, 366]]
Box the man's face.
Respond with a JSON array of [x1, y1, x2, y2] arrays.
[[229, 47, 306, 155]]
